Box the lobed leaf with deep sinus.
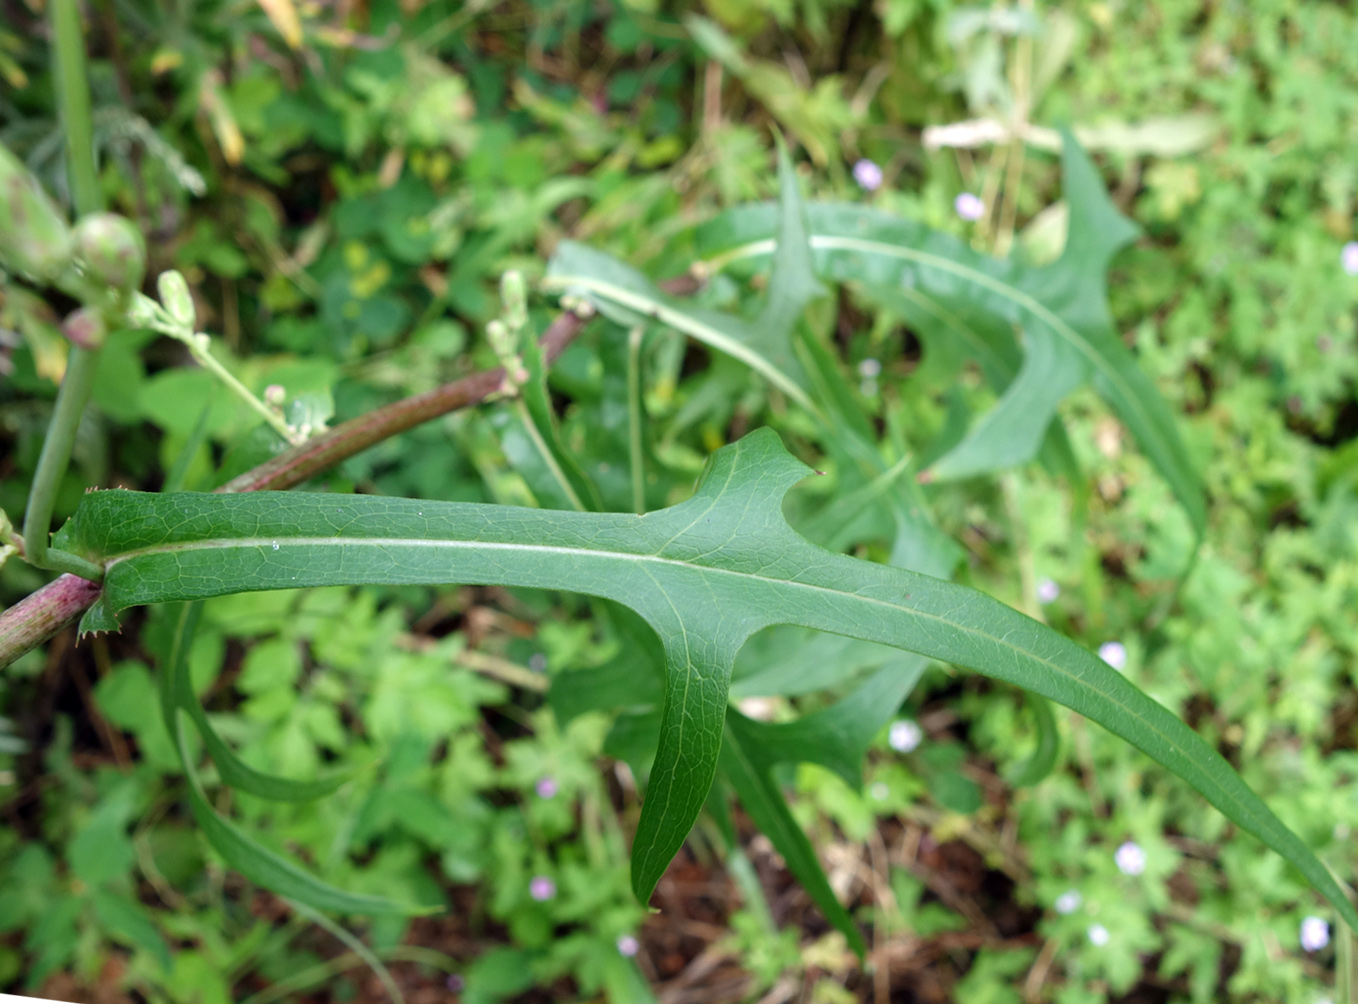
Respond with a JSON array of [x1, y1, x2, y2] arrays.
[[56, 430, 1354, 928]]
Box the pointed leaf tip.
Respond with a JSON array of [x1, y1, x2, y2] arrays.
[[1057, 128, 1141, 268], [692, 428, 812, 503]]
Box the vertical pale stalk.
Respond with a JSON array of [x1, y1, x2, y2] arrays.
[[22, 0, 104, 579], [627, 325, 646, 515]]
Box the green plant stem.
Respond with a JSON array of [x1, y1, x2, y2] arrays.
[[286, 898, 404, 1004], [627, 324, 646, 515], [514, 398, 585, 511], [22, 0, 104, 580], [1000, 473, 1040, 621], [180, 333, 302, 444], [1340, 922, 1353, 1004], [51, 0, 99, 217], [236, 946, 459, 1004], [22, 347, 104, 581]]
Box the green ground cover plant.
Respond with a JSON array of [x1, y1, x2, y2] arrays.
[[3, 2, 1358, 1002]]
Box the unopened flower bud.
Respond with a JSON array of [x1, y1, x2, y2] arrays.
[[264, 384, 286, 408], [486, 318, 514, 359], [0, 144, 73, 282], [61, 306, 108, 349], [126, 292, 162, 328], [156, 270, 196, 329], [73, 213, 146, 292], [501, 269, 528, 331]]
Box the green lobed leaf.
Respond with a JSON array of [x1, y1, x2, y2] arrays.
[[696, 133, 1205, 539], [58, 430, 1347, 926], [555, 613, 913, 950]]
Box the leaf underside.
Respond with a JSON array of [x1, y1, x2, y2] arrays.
[[58, 428, 1353, 932]]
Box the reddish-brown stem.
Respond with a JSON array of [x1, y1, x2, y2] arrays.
[[0, 276, 699, 669], [220, 306, 590, 493]]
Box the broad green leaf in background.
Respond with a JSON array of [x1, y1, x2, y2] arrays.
[[696, 133, 1206, 540], [57, 430, 1346, 927], [542, 144, 821, 410]]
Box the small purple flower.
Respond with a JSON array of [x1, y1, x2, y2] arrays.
[[616, 934, 640, 957], [1342, 242, 1358, 276], [535, 777, 559, 799], [445, 974, 465, 992], [889, 719, 923, 753], [954, 192, 985, 221], [1098, 641, 1128, 671], [1114, 841, 1146, 876], [1036, 578, 1060, 604], [853, 159, 883, 192], [1300, 915, 1330, 952], [529, 875, 556, 902], [1054, 890, 1082, 915]]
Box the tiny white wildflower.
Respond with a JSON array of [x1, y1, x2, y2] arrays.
[[1098, 641, 1128, 671], [1087, 923, 1110, 946], [1300, 916, 1330, 952], [1114, 840, 1146, 876], [853, 159, 884, 192], [1036, 578, 1060, 604], [954, 192, 985, 221], [616, 934, 640, 957], [1054, 890, 1082, 915], [857, 357, 882, 379], [869, 781, 890, 801], [889, 719, 923, 753], [1342, 241, 1358, 276]]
